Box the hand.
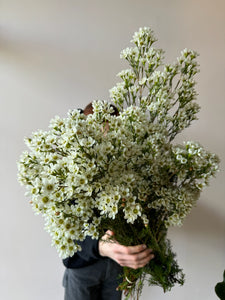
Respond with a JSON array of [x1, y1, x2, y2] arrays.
[[99, 230, 154, 269]]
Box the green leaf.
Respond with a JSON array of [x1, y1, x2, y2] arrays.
[[215, 270, 225, 300]]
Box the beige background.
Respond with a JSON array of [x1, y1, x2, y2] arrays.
[[0, 1, 224, 299]]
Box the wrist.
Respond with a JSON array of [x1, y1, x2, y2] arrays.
[[98, 240, 107, 257]]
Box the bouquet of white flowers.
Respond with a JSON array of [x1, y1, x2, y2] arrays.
[[18, 28, 219, 299]]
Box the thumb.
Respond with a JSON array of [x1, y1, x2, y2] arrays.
[[105, 230, 115, 236]]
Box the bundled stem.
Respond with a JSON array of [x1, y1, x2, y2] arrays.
[[101, 209, 185, 298]]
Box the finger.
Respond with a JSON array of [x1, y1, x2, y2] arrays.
[[131, 253, 155, 269], [134, 248, 154, 261], [137, 251, 155, 265], [125, 248, 154, 264], [119, 252, 155, 269], [121, 245, 149, 254], [116, 247, 154, 262], [105, 230, 115, 236]]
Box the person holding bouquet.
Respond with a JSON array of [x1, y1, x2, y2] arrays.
[[62, 102, 155, 300], [18, 28, 219, 300]]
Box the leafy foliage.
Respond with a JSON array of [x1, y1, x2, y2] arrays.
[[215, 270, 225, 300]]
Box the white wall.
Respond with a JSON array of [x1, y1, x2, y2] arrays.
[[0, 1, 224, 299]]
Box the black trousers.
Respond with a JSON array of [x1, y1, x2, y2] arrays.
[[63, 258, 123, 300]]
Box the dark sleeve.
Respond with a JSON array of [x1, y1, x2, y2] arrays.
[[62, 237, 101, 268]]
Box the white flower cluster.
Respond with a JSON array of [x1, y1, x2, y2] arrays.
[[18, 28, 219, 259]]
